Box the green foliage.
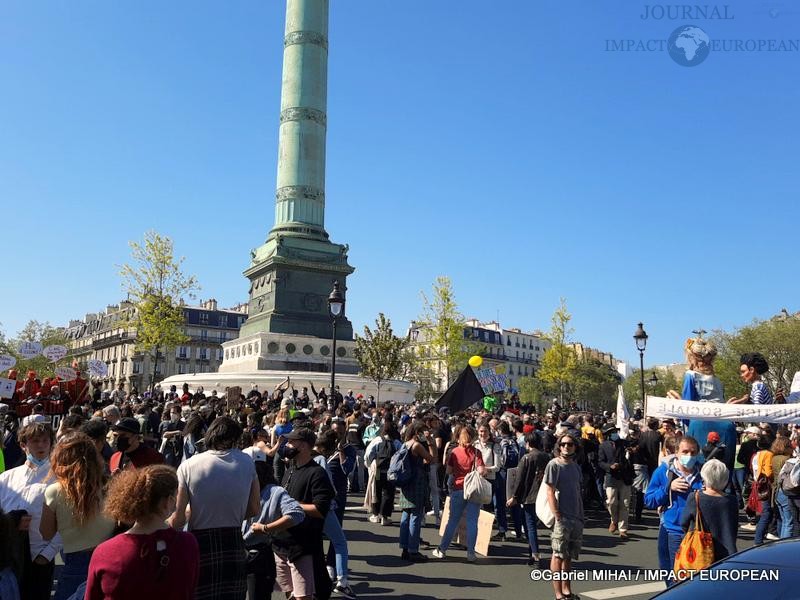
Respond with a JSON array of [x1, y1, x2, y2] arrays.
[[538, 298, 577, 401], [354, 313, 408, 403], [415, 276, 479, 389], [712, 316, 800, 398], [517, 376, 551, 412], [0, 320, 69, 380], [403, 348, 441, 403], [623, 368, 682, 409], [572, 358, 622, 413], [119, 231, 199, 390]]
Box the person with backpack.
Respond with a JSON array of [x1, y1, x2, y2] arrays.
[[474, 423, 503, 528], [395, 420, 437, 563], [365, 420, 401, 526], [494, 421, 523, 541], [771, 436, 795, 539]]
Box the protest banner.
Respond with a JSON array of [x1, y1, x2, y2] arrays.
[[438, 497, 495, 557], [55, 366, 77, 382], [476, 367, 508, 394], [646, 395, 800, 424], [42, 345, 68, 363], [18, 342, 42, 359], [0, 378, 15, 399], [87, 359, 108, 377], [226, 386, 242, 412], [0, 355, 16, 373]]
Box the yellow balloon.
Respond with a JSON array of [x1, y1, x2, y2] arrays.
[[468, 355, 483, 368]]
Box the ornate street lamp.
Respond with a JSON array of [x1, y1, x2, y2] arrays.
[[328, 281, 345, 392], [648, 372, 659, 388], [633, 322, 648, 408]]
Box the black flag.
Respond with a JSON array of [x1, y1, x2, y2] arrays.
[[434, 367, 485, 415]]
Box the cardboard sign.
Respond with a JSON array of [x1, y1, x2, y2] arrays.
[[0, 355, 16, 372], [476, 367, 508, 394], [18, 342, 42, 359], [87, 359, 108, 377], [55, 366, 77, 382], [226, 386, 242, 412], [438, 496, 495, 557], [0, 378, 15, 399], [42, 345, 68, 363]]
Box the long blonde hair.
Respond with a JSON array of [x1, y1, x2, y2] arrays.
[[50, 433, 106, 525]]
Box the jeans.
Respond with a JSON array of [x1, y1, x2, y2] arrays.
[[733, 467, 746, 509], [776, 488, 796, 539], [429, 464, 441, 519], [755, 500, 774, 545], [53, 549, 93, 600], [399, 507, 424, 553], [494, 473, 509, 533], [323, 508, 349, 585], [522, 503, 540, 555], [348, 449, 365, 492], [439, 489, 480, 553], [657, 526, 683, 587]]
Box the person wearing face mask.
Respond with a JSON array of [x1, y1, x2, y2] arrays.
[[110, 418, 165, 475], [598, 426, 634, 540], [85, 465, 199, 600], [0, 423, 62, 600], [543, 433, 584, 600], [158, 407, 184, 468], [644, 436, 704, 583]]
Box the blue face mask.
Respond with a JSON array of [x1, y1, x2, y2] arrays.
[[27, 453, 48, 469], [679, 454, 698, 469], [610, 433, 620, 442]]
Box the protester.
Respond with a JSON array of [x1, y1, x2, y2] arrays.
[[752, 434, 775, 545], [40, 432, 115, 600], [85, 465, 200, 599], [365, 419, 400, 525], [170, 416, 260, 600], [598, 425, 634, 540], [0, 423, 61, 600], [772, 436, 796, 538], [508, 431, 550, 565], [110, 417, 165, 474], [398, 420, 437, 563], [680, 459, 738, 560], [433, 425, 485, 562]]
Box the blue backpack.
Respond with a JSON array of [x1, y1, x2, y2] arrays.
[[387, 442, 414, 486], [501, 438, 520, 469]]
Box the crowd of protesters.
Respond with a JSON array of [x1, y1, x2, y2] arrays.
[[1, 343, 800, 599]]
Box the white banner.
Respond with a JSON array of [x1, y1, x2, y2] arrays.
[[0, 377, 15, 399], [646, 395, 800, 424], [87, 359, 108, 377], [18, 342, 42, 359], [42, 345, 68, 363], [616, 385, 630, 438], [55, 366, 77, 382], [0, 355, 16, 372]]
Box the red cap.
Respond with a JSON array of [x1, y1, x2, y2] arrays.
[[707, 431, 721, 443]]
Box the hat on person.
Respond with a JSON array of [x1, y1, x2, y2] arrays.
[[602, 425, 618, 436], [280, 398, 292, 409], [745, 425, 761, 434], [284, 428, 317, 447], [707, 431, 721, 443], [111, 417, 141, 435]]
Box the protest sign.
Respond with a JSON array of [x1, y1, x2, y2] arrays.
[[87, 359, 108, 377], [476, 367, 508, 394], [0, 355, 16, 372], [0, 378, 15, 399], [646, 395, 800, 424], [226, 386, 242, 412], [55, 366, 77, 382], [438, 497, 495, 557], [18, 342, 42, 359], [42, 345, 68, 363]]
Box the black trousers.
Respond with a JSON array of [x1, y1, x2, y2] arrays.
[[246, 542, 276, 600], [372, 476, 396, 518], [20, 534, 55, 600]]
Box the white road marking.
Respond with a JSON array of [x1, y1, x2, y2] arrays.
[[582, 582, 665, 599]]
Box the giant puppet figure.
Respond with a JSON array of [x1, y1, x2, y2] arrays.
[[667, 334, 737, 470]]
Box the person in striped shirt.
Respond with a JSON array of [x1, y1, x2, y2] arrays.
[[728, 353, 773, 405]]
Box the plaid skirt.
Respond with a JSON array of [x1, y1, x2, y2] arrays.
[[192, 527, 247, 600]]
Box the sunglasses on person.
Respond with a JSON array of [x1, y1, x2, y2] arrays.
[[559, 442, 575, 447]]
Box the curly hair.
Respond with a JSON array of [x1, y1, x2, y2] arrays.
[[104, 465, 177, 524], [741, 352, 769, 375], [49, 433, 106, 525]]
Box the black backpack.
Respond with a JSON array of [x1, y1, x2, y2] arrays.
[[375, 437, 395, 472]]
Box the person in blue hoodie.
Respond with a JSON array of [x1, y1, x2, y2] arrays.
[[644, 435, 704, 584]]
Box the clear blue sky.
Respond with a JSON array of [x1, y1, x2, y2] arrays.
[[2, 1, 798, 367]]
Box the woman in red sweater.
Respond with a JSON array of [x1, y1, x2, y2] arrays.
[[432, 426, 486, 562], [85, 465, 199, 600]]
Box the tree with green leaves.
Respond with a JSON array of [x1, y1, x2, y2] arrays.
[[517, 375, 551, 412], [573, 358, 622, 413], [0, 320, 69, 381], [415, 276, 479, 390], [537, 298, 577, 403], [119, 231, 199, 392], [623, 367, 682, 410], [354, 313, 408, 404]]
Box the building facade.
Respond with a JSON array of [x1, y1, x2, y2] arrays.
[[64, 299, 247, 393]]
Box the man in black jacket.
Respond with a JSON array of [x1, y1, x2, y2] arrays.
[[598, 426, 634, 540], [508, 433, 550, 565], [278, 428, 336, 600]]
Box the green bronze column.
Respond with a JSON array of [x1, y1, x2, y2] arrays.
[[271, 0, 329, 240]]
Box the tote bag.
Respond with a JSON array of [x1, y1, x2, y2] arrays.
[[463, 455, 492, 505], [673, 491, 714, 580], [535, 481, 559, 529]]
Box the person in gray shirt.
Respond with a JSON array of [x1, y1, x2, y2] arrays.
[[170, 416, 260, 600]]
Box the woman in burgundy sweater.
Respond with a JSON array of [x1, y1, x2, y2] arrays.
[[432, 426, 486, 562], [85, 465, 199, 600]]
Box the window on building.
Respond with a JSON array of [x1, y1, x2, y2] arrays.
[[133, 361, 141, 374], [199, 312, 209, 325], [217, 348, 224, 361], [199, 348, 208, 360], [201, 329, 208, 340], [177, 346, 188, 359], [507, 339, 511, 346], [178, 363, 187, 374], [218, 314, 228, 327]]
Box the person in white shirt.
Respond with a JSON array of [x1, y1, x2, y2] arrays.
[[0, 422, 62, 600]]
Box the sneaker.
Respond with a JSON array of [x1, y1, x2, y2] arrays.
[[766, 533, 780, 541], [334, 584, 357, 599], [381, 516, 392, 526], [368, 515, 381, 523], [740, 523, 757, 531], [431, 548, 446, 559], [408, 552, 428, 562], [426, 509, 436, 516], [527, 553, 540, 566], [492, 532, 506, 542], [466, 551, 476, 563]]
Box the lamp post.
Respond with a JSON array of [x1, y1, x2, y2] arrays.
[[327, 281, 345, 393], [648, 372, 659, 389], [633, 322, 648, 409]]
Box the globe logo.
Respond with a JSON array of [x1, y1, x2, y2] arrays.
[[668, 25, 711, 66]]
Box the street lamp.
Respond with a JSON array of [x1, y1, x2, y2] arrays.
[[327, 281, 345, 393], [648, 372, 659, 388], [633, 322, 648, 408]]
